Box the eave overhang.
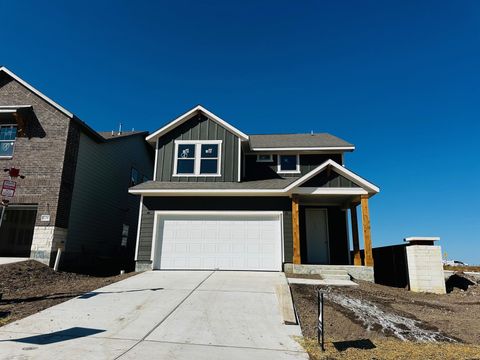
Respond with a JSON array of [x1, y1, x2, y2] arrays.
[[146, 105, 249, 145], [129, 159, 380, 198]]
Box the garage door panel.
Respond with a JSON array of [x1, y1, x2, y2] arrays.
[[153, 213, 282, 271]]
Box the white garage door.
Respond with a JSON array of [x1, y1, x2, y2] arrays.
[[152, 212, 282, 271]]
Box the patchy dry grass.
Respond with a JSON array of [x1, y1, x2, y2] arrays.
[[444, 265, 480, 273], [0, 316, 10, 327], [297, 337, 480, 360]]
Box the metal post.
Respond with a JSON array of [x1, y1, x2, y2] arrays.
[[317, 290, 325, 351], [53, 248, 62, 272], [0, 205, 5, 230], [321, 292, 324, 351]]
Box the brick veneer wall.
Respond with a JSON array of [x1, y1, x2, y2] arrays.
[[0, 73, 73, 264]]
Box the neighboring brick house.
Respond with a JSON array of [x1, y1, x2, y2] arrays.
[[0, 67, 153, 272]]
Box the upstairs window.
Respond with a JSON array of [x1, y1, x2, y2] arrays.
[[130, 167, 149, 186], [130, 167, 140, 186], [174, 140, 222, 176], [278, 154, 300, 174], [256, 154, 273, 162], [176, 144, 196, 174], [0, 125, 17, 158]]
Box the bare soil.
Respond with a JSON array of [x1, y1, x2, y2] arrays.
[[291, 277, 480, 359], [0, 260, 134, 326]]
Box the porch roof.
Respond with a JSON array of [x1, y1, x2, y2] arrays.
[[130, 159, 379, 197]]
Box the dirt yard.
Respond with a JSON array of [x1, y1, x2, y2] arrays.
[[0, 260, 134, 326], [291, 275, 480, 359]]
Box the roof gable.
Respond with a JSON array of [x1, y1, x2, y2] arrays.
[[0, 66, 73, 118], [285, 159, 379, 194], [300, 170, 358, 188], [146, 105, 249, 144]]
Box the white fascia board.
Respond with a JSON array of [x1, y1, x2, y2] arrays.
[[251, 146, 355, 152], [284, 159, 380, 194], [0, 67, 73, 118], [404, 237, 440, 242], [0, 105, 33, 110], [292, 188, 368, 195], [128, 188, 285, 196], [146, 105, 249, 144]]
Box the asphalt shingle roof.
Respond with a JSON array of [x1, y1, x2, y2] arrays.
[[130, 178, 299, 191], [249, 133, 353, 149], [98, 131, 148, 140]]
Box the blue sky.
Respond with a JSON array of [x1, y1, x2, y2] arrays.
[[1, 1, 479, 264]]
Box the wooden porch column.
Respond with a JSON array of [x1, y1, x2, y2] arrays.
[[292, 195, 301, 264], [350, 206, 362, 266], [361, 195, 374, 266]]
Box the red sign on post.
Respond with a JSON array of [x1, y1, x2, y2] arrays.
[[1, 180, 16, 198]]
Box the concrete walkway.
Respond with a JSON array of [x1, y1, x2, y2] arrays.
[[0, 271, 308, 359], [0, 257, 29, 265]]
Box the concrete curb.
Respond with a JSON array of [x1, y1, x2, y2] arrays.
[[275, 276, 297, 325]]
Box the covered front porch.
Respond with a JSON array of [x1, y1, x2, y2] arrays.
[[283, 160, 379, 281]]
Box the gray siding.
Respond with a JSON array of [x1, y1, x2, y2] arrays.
[[137, 202, 155, 261], [300, 171, 358, 188], [156, 114, 240, 182], [66, 133, 153, 265], [137, 197, 293, 263], [244, 153, 343, 180]]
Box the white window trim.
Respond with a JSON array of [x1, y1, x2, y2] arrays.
[[0, 124, 17, 159], [173, 140, 222, 177], [256, 154, 273, 163], [277, 154, 300, 174]]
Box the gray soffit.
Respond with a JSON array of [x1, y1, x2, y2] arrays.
[[248, 133, 354, 150]]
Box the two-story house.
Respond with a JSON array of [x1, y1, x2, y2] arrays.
[[130, 106, 379, 281], [0, 67, 153, 273]]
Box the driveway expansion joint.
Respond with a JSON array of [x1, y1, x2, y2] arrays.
[[114, 270, 216, 359], [142, 339, 307, 353]]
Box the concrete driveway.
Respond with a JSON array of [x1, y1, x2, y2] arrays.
[[0, 271, 308, 359], [0, 257, 29, 265]]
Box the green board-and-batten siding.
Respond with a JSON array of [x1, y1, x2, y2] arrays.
[[300, 171, 358, 188], [156, 114, 240, 182], [244, 153, 343, 180]]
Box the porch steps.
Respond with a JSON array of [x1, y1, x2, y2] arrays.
[[318, 269, 351, 281]]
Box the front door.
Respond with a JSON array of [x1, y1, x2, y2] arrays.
[[305, 208, 329, 264]]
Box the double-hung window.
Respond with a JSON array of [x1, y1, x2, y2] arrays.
[[0, 125, 17, 158], [174, 140, 222, 176], [278, 154, 300, 174]]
